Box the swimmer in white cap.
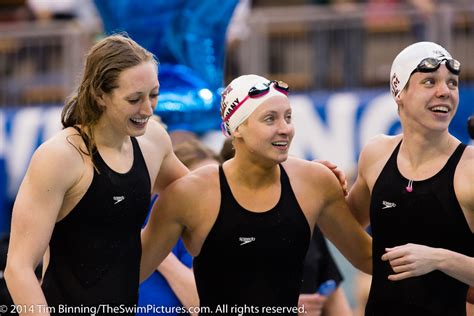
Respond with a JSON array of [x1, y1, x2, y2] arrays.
[[141, 74, 372, 314], [347, 41, 474, 316]]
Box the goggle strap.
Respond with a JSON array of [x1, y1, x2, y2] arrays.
[[222, 80, 290, 125], [222, 95, 250, 123], [220, 122, 230, 137]]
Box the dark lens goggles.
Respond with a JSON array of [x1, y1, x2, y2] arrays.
[[248, 80, 289, 97], [416, 57, 461, 75], [222, 80, 289, 124], [221, 80, 289, 136]]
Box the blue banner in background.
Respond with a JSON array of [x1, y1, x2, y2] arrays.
[[1, 87, 473, 235], [289, 87, 473, 173], [94, 0, 238, 134]]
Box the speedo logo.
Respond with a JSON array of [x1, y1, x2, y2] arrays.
[[113, 196, 125, 204], [382, 201, 396, 209], [239, 237, 256, 246]]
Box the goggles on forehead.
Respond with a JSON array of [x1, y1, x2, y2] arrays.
[[222, 80, 289, 124], [248, 80, 289, 98], [221, 80, 289, 136], [415, 57, 461, 75]]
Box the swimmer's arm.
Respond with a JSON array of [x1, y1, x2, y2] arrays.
[[427, 249, 474, 286], [438, 147, 474, 286], [5, 142, 82, 315], [382, 244, 474, 286], [157, 253, 199, 315], [317, 167, 372, 275], [148, 123, 189, 195], [346, 144, 374, 228], [141, 176, 193, 282]]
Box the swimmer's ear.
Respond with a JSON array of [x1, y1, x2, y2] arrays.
[[94, 89, 106, 107], [394, 94, 404, 114], [233, 121, 248, 139], [233, 126, 242, 139]]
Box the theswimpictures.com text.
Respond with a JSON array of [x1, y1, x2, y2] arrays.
[[1, 304, 307, 315]]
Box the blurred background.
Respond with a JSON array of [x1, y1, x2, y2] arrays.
[[1, 0, 474, 106], [0, 0, 473, 311]]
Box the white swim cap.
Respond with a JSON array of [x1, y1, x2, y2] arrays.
[[390, 41, 454, 100], [220, 74, 288, 136]]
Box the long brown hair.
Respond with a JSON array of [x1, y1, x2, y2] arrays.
[[61, 33, 157, 156]]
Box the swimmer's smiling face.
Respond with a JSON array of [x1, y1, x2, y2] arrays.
[[98, 61, 159, 137]]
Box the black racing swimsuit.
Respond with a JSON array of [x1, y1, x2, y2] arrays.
[[42, 136, 150, 315], [193, 164, 311, 315], [366, 141, 473, 316]]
